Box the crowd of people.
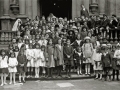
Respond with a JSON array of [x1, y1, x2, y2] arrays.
[[0, 12, 120, 86]]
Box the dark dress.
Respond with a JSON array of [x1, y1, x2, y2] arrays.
[[17, 54, 27, 73], [73, 51, 83, 66], [63, 45, 74, 66]]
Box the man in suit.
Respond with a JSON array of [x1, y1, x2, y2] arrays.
[[109, 14, 118, 29], [81, 5, 89, 18]]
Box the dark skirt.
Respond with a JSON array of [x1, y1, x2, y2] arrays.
[[64, 60, 74, 66], [17, 66, 27, 73], [0, 68, 8, 74]]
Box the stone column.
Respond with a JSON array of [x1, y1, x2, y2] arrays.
[[72, 0, 77, 19], [26, 0, 32, 19], [0, 0, 11, 30], [32, 0, 38, 19], [116, 0, 120, 18], [76, 0, 82, 17], [109, 0, 116, 16], [17, 0, 27, 19], [99, 0, 105, 16], [1, 0, 10, 18]]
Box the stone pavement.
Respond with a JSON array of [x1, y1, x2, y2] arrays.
[[0, 79, 120, 90]]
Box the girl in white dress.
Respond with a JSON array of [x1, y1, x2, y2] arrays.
[[39, 45, 46, 77], [34, 43, 41, 78], [26, 44, 35, 78], [0, 50, 9, 86], [8, 52, 18, 84], [93, 47, 103, 80]]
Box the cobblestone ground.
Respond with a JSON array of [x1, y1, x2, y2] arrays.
[[0, 79, 120, 90]]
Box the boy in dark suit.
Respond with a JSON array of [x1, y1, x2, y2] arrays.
[[101, 44, 112, 81], [63, 39, 74, 78]]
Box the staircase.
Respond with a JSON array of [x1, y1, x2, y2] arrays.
[[0, 29, 120, 49]]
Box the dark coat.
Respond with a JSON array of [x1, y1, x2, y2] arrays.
[[17, 54, 27, 73], [81, 9, 89, 17], [101, 53, 112, 68], [109, 20, 118, 29], [100, 19, 110, 28], [73, 51, 83, 65], [71, 40, 82, 49], [63, 45, 74, 66]]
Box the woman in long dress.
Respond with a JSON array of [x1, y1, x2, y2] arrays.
[[12, 19, 22, 31]]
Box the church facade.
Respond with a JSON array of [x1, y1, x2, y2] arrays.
[[0, 0, 120, 30]]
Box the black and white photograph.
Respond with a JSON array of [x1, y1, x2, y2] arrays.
[[0, 0, 120, 90]]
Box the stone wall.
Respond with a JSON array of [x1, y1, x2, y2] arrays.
[[0, 0, 120, 30]]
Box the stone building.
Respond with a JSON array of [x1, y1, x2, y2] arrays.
[[0, 0, 120, 30]]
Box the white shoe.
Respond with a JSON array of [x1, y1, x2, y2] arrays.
[[13, 82, 16, 85], [9, 82, 12, 85], [0, 84, 4, 86], [4, 82, 7, 85], [77, 71, 79, 75]]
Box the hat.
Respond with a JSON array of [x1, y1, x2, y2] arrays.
[[84, 36, 91, 40], [72, 26, 77, 29], [116, 43, 120, 47], [101, 44, 107, 47], [107, 44, 112, 46]]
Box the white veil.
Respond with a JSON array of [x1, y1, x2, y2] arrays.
[[12, 19, 22, 31]]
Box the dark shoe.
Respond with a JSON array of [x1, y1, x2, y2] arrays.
[[117, 78, 119, 81], [112, 79, 114, 81], [22, 80, 26, 83]]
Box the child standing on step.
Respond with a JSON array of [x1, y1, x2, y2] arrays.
[[74, 47, 83, 75], [101, 44, 112, 81], [17, 45, 27, 83], [93, 47, 103, 80], [39, 45, 46, 77], [0, 49, 9, 86], [8, 52, 18, 84], [34, 43, 41, 78], [26, 44, 35, 78]]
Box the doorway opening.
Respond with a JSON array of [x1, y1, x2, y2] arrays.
[[40, 0, 72, 19]]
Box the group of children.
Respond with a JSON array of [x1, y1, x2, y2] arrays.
[[0, 14, 120, 86]]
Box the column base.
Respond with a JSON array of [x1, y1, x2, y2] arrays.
[[17, 14, 27, 19], [0, 15, 11, 19]]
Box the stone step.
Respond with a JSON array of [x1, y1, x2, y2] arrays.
[[6, 74, 95, 81]]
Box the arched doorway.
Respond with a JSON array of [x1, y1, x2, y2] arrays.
[[40, 0, 72, 19]]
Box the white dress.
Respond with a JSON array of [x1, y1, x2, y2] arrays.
[[26, 49, 34, 67], [93, 52, 102, 71], [39, 51, 46, 67], [8, 58, 18, 73], [0, 56, 8, 68], [33, 49, 41, 67]]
